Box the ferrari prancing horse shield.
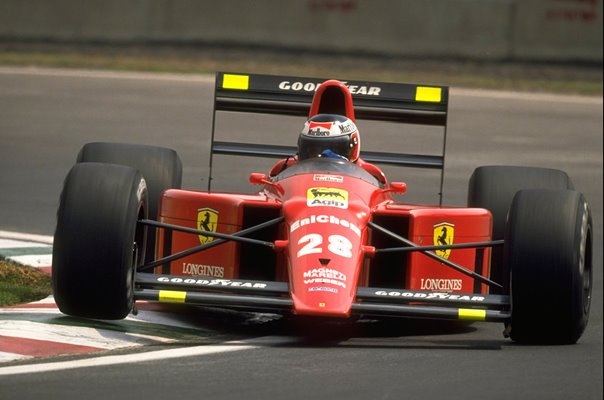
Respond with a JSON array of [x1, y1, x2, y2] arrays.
[[433, 222, 454, 259], [197, 208, 218, 244]]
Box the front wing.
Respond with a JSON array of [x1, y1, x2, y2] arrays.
[[134, 273, 510, 322]]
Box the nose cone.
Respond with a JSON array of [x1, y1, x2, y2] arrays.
[[290, 260, 355, 317], [287, 211, 366, 318]]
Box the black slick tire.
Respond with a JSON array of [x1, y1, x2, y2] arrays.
[[76, 142, 182, 263], [468, 166, 574, 293], [52, 163, 148, 320], [505, 189, 592, 344]]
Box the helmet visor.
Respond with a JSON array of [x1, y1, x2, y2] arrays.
[[298, 134, 352, 161]]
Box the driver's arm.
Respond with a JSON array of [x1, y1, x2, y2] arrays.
[[269, 157, 297, 177]]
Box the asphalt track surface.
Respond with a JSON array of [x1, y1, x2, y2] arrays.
[[0, 67, 602, 399]]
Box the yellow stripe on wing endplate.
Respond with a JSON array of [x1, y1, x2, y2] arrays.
[[158, 290, 187, 303], [458, 308, 486, 321], [415, 86, 442, 103], [222, 74, 250, 90]]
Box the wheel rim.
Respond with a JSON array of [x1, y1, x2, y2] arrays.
[[581, 229, 592, 316]]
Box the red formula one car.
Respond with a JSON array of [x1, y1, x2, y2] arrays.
[[52, 72, 593, 344]]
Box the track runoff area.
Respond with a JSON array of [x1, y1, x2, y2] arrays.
[[0, 231, 272, 374]]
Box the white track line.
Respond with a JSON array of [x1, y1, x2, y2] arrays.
[[0, 341, 256, 376], [0, 352, 32, 362], [0, 335, 298, 376], [0, 234, 53, 268], [6, 254, 52, 268], [0, 231, 54, 245], [0, 321, 164, 350]]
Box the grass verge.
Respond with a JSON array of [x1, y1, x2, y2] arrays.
[[1, 42, 602, 96], [0, 257, 52, 307]]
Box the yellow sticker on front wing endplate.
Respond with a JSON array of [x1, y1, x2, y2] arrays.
[[159, 290, 187, 303]]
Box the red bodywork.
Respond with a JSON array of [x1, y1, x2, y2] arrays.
[[154, 80, 492, 318]]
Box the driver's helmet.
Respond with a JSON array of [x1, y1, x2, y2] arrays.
[[297, 114, 360, 162]]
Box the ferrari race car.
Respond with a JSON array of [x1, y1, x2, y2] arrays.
[[52, 72, 593, 344]]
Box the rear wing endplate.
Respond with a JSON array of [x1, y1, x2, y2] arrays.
[[209, 72, 449, 200]]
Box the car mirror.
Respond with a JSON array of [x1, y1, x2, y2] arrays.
[[388, 182, 407, 194], [249, 173, 269, 185], [249, 173, 284, 195]]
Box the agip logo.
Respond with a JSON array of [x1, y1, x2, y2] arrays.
[[197, 208, 219, 244], [433, 222, 454, 259], [307, 187, 348, 209]]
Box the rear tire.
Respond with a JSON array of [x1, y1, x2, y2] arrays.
[[77, 142, 182, 263], [505, 189, 592, 344], [468, 166, 574, 293], [52, 163, 148, 320]]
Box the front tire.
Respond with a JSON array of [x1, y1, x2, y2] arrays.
[[77, 142, 182, 263], [52, 163, 148, 320], [505, 189, 592, 344], [468, 166, 574, 293]]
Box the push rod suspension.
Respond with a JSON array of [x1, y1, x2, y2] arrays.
[[138, 216, 284, 272], [377, 240, 504, 254], [368, 221, 502, 289]]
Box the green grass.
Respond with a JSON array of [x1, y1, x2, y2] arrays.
[[0, 257, 52, 307]]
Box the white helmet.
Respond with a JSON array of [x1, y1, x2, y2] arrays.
[[297, 114, 360, 162]]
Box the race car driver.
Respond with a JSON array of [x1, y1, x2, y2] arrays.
[[269, 113, 387, 185]]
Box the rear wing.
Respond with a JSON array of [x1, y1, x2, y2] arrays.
[[209, 72, 449, 200]]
